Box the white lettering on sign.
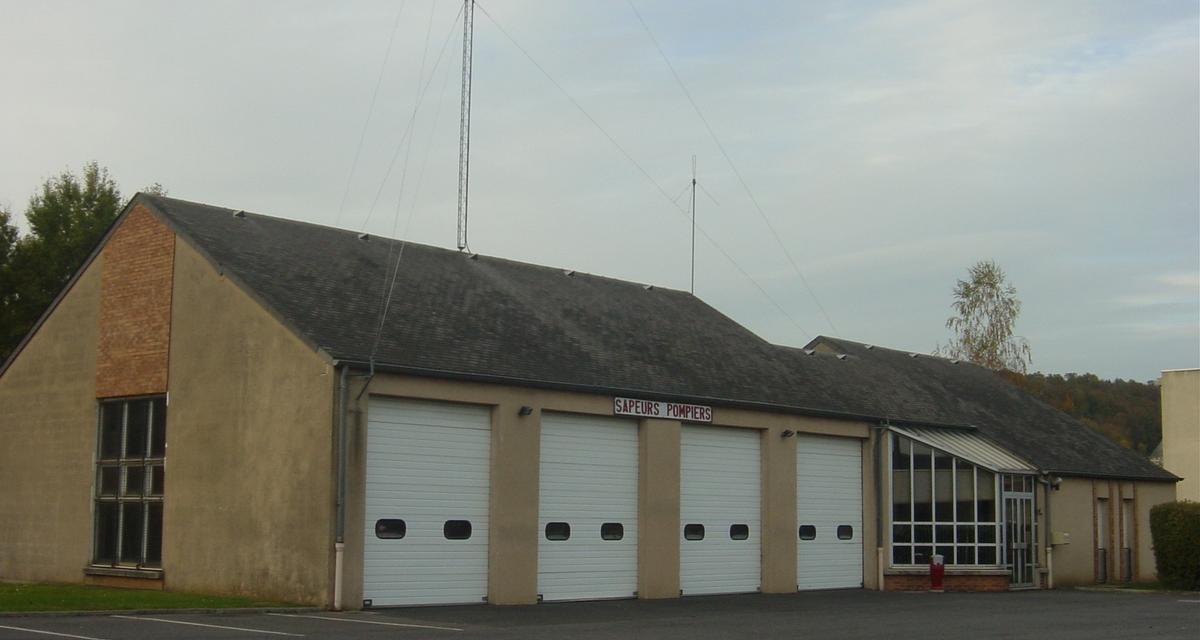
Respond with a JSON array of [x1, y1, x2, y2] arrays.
[[613, 397, 712, 423]]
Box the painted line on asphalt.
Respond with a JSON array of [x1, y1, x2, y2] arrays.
[[0, 624, 109, 640], [1178, 599, 1200, 603], [111, 615, 304, 636], [267, 612, 464, 632]]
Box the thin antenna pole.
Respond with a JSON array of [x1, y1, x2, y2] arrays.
[[690, 155, 697, 294], [456, 0, 475, 251]]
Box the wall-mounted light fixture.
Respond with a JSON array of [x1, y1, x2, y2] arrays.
[[518, 406, 533, 417], [781, 430, 795, 438], [1050, 476, 1062, 491]]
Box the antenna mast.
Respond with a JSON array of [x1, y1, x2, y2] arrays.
[[690, 155, 697, 294], [456, 0, 475, 251]]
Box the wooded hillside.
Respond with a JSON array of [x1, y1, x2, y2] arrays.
[[999, 370, 1161, 456]]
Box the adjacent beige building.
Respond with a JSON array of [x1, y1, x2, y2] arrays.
[[0, 195, 1178, 608], [1161, 369, 1200, 502]]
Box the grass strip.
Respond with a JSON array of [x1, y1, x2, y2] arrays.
[[0, 583, 298, 612]]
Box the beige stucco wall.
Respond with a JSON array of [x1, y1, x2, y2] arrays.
[[1161, 369, 1199, 502], [1048, 478, 1098, 586], [638, 418, 681, 598], [0, 257, 103, 583], [163, 239, 335, 605], [347, 373, 879, 607], [1047, 477, 1175, 586]]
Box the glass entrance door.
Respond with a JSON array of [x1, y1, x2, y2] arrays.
[[1003, 475, 1037, 588]]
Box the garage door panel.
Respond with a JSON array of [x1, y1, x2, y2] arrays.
[[680, 425, 761, 596], [797, 435, 863, 591], [364, 398, 491, 606], [538, 413, 638, 602]]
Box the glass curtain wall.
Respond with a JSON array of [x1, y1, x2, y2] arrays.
[[891, 434, 1000, 566]]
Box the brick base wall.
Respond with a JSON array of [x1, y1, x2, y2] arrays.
[[884, 573, 1010, 592]]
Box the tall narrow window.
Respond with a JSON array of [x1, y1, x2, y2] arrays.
[[1120, 499, 1133, 582], [1096, 497, 1109, 583], [94, 397, 166, 569]]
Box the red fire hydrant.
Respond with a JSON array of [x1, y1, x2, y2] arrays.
[[930, 554, 945, 592]]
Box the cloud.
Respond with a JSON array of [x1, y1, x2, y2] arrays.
[[0, 0, 1195, 380]]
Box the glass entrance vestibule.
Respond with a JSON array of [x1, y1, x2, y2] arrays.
[[1002, 474, 1037, 588], [887, 430, 1040, 588]]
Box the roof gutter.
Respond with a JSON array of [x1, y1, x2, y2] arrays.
[[331, 358, 978, 431], [1046, 469, 1181, 483]]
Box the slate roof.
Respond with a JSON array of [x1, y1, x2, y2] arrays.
[[805, 337, 1175, 481], [143, 195, 1174, 481]]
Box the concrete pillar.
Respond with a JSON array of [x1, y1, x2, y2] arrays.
[[638, 418, 681, 599], [488, 404, 541, 604], [761, 427, 797, 592]]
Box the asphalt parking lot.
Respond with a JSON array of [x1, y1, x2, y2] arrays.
[[1, 589, 1196, 640]]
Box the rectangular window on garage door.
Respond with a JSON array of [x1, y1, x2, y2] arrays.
[[93, 397, 166, 570]]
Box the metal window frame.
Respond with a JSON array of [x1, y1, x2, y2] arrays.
[[92, 396, 166, 570], [888, 433, 1004, 568], [999, 473, 1038, 586]]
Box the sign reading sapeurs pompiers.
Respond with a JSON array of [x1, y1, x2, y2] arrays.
[[613, 397, 713, 423]]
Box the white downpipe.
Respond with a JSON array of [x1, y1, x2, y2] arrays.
[[1046, 546, 1054, 589], [877, 547, 886, 591], [334, 542, 345, 610]]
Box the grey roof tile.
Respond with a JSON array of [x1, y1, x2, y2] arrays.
[[805, 337, 1174, 481], [145, 195, 1175, 482]]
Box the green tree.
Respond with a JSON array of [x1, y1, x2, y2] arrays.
[[937, 260, 1032, 373], [0, 207, 19, 359], [1000, 370, 1162, 455], [0, 163, 123, 362], [0, 207, 16, 273]]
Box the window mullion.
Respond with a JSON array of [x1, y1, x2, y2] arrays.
[[116, 403, 128, 566], [973, 465, 979, 562], [904, 439, 911, 563], [114, 497, 125, 567], [140, 498, 151, 567], [951, 458, 957, 563]]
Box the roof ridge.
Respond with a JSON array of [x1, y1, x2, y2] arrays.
[[144, 194, 691, 297]]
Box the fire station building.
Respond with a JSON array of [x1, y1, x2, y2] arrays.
[[0, 195, 1177, 608]]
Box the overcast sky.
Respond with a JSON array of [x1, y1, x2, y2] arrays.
[[2, 0, 1197, 382]]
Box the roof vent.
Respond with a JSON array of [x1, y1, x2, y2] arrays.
[[837, 354, 848, 360], [642, 284, 654, 290], [865, 344, 874, 350], [233, 210, 246, 218], [468, 253, 479, 260], [564, 269, 575, 277], [357, 233, 370, 241], [803, 349, 815, 356], [908, 353, 919, 358], [950, 359, 960, 365]]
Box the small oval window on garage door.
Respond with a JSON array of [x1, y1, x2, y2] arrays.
[[798, 525, 817, 540], [684, 524, 705, 540], [545, 522, 571, 541], [601, 523, 624, 540], [837, 525, 854, 540], [374, 519, 406, 539], [443, 520, 472, 540], [729, 524, 749, 540]]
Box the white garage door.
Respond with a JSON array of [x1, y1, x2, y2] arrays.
[[538, 413, 638, 601], [797, 434, 863, 590], [364, 398, 491, 606], [680, 425, 761, 595]]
